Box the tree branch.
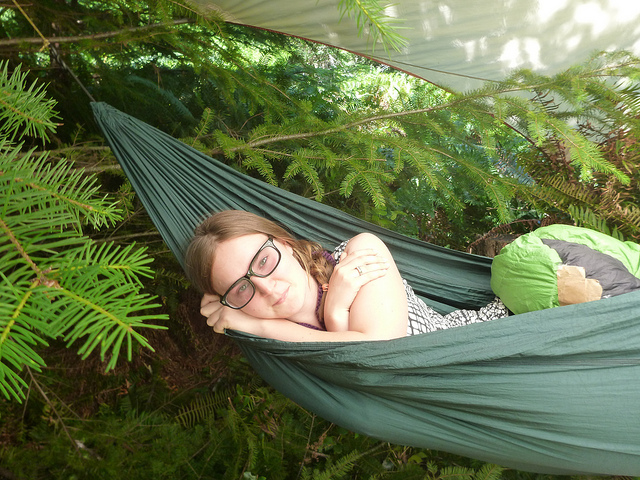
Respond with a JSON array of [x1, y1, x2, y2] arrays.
[[207, 84, 554, 158], [208, 92, 506, 155], [0, 18, 195, 48], [0, 217, 43, 279]]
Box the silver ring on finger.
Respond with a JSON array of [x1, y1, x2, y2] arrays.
[[356, 265, 363, 276]]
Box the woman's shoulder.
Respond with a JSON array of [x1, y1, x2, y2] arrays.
[[344, 232, 387, 251], [333, 233, 388, 263]]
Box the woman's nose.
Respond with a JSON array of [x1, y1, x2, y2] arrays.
[[252, 276, 275, 295]]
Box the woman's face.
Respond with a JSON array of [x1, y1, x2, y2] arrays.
[[210, 234, 313, 320]]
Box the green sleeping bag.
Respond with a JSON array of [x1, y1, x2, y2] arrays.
[[491, 224, 640, 314]]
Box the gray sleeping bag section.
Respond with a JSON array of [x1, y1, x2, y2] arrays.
[[542, 239, 640, 298]]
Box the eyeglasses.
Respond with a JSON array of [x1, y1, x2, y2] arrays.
[[220, 237, 281, 309]]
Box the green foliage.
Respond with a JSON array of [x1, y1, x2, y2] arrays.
[[3, 3, 640, 477], [337, 0, 409, 54], [502, 52, 640, 240], [0, 62, 167, 401], [0, 375, 506, 480], [0, 61, 57, 142], [174, 44, 639, 247], [175, 388, 230, 427], [6, 0, 640, 248], [566, 205, 625, 240]]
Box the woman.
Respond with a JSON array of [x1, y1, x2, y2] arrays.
[[185, 210, 508, 341]]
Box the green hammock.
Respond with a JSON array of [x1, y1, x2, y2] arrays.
[[92, 102, 640, 476]]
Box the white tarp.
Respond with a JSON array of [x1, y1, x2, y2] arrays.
[[194, 0, 640, 91]]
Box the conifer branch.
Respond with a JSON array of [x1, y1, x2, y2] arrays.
[[1, 282, 36, 347], [248, 147, 385, 162], [207, 84, 563, 156], [10, 174, 100, 214], [0, 62, 166, 401], [338, 0, 408, 54], [0, 217, 44, 280]]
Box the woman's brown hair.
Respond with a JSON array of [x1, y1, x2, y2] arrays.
[[185, 210, 334, 294]]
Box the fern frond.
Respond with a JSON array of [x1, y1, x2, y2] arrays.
[[303, 448, 364, 480], [153, 267, 191, 289], [536, 174, 599, 206], [438, 465, 475, 480], [567, 205, 623, 239], [473, 463, 505, 480], [175, 390, 233, 427]]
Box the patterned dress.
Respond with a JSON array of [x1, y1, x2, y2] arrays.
[[332, 240, 509, 336]]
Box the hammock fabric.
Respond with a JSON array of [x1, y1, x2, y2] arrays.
[[92, 102, 640, 476]]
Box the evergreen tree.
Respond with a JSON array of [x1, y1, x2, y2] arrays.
[[0, 61, 166, 401], [4, 1, 640, 244]]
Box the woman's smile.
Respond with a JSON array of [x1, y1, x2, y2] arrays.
[[273, 286, 289, 306]]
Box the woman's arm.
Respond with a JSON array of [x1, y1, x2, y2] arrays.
[[323, 233, 408, 339], [320, 246, 390, 332], [201, 293, 396, 341]]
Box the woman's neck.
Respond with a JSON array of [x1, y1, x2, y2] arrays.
[[288, 276, 324, 328]]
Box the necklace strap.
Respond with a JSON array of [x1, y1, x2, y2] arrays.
[[321, 250, 337, 266]]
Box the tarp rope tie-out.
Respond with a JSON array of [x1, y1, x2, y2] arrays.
[[92, 102, 640, 476]]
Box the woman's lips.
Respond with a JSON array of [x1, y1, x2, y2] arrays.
[[273, 286, 289, 306]]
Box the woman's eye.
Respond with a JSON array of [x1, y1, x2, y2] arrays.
[[254, 253, 271, 272]]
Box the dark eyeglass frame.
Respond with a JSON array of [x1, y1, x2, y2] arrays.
[[220, 237, 281, 309]]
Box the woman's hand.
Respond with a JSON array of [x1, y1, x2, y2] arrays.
[[200, 293, 257, 334], [323, 247, 390, 331], [200, 293, 228, 333]]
